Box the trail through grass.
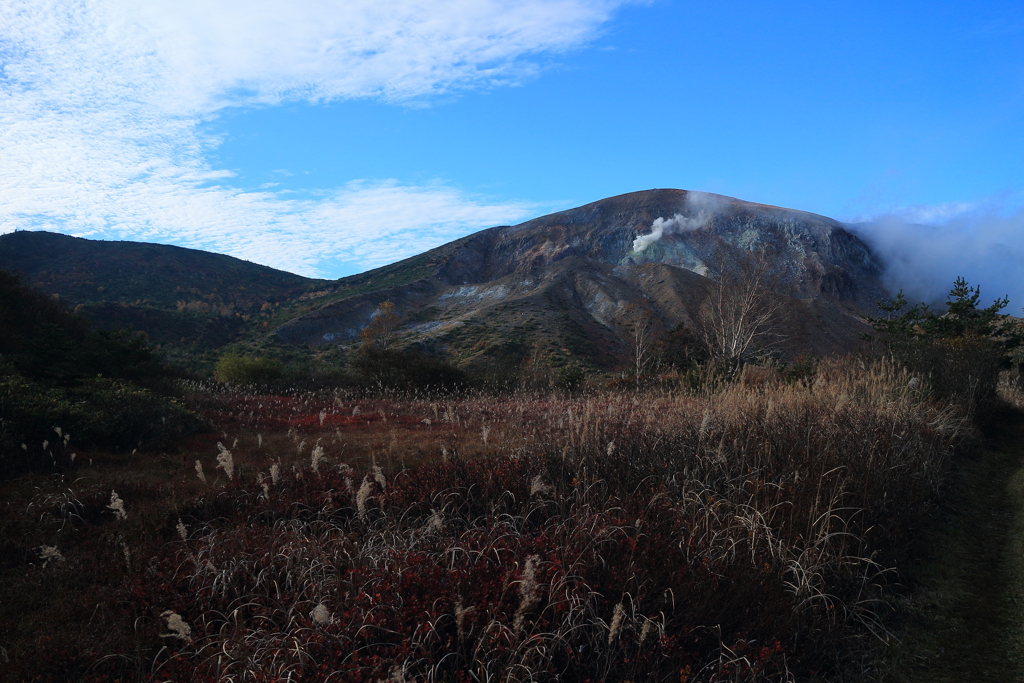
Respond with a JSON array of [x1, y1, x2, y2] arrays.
[[891, 408, 1024, 682]]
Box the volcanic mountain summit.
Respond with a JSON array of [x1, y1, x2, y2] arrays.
[[0, 189, 890, 371], [276, 189, 888, 368]]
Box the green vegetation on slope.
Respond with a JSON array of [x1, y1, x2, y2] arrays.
[[0, 231, 320, 309], [0, 270, 201, 475], [0, 231, 332, 371]]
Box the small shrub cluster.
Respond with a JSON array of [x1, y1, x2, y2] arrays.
[[351, 346, 468, 393], [865, 277, 1022, 413], [0, 272, 169, 388], [0, 375, 200, 471]]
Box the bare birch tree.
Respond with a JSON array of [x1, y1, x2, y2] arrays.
[[697, 252, 785, 371], [623, 304, 658, 386]]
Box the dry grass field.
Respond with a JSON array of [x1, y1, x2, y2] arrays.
[[0, 358, 973, 682]]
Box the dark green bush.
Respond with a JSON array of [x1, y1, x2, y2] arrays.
[[783, 353, 820, 384], [0, 270, 200, 475], [866, 277, 1022, 411], [0, 270, 171, 388], [0, 373, 201, 475], [556, 363, 586, 392]]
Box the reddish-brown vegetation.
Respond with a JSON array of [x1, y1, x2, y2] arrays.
[[0, 359, 965, 681]]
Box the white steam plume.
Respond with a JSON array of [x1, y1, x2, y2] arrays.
[[848, 201, 1024, 313], [632, 193, 724, 253], [633, 212, 711, 253]]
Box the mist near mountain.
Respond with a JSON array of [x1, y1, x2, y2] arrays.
[[849, 203, 1024, 313]]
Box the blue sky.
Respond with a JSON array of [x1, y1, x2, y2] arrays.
[[3, 0, 1023, 302]]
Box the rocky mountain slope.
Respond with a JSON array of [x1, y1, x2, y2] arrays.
[[0, 189, 889, 372], [277, 189, 887, 369]]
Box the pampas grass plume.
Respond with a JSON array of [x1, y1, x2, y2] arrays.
[[107, 490, 127, 520], [216, 442, 234, 481], [311, 441, 325, 475], [608, 602, 625, 645], [356, 477, 372, 519], [311, 603, 333, 625], [160, 611, 192, 642], [39, 545, 64, 567], [514, 555, 541, 634]]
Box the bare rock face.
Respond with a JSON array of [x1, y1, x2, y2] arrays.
[[440, 189, 883, 301], [276, 189, 889, 368]]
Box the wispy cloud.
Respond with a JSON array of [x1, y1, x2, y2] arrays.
[[847, 196, 1024, 312], [0, 0, 629, 276]]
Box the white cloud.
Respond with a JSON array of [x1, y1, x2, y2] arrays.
[[845, 200, 981, 226], [128, 0, 627, 111], [0, 0, 628, 276], [847, 198, 1024, 313]]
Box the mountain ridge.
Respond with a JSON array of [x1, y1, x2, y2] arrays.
[[275, 189, 887, 369], [0, 189, 890, 372], [0, 230, 327, 358]]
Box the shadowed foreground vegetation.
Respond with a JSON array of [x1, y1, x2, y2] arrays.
[[0, 271, 201, 477], [0, 360, 970, 682]]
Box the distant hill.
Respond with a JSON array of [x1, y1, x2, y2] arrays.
[[0, 270, 200, 471], [0, 231, 327, 360], [0, 189, 890, 373]]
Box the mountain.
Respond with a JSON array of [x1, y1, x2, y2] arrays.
[[0, 189, 889, 372], [276, 189, 887, 369], [0, 230, 327, 359]]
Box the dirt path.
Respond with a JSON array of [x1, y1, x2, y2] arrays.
[[889, 410, 1024, 682]]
